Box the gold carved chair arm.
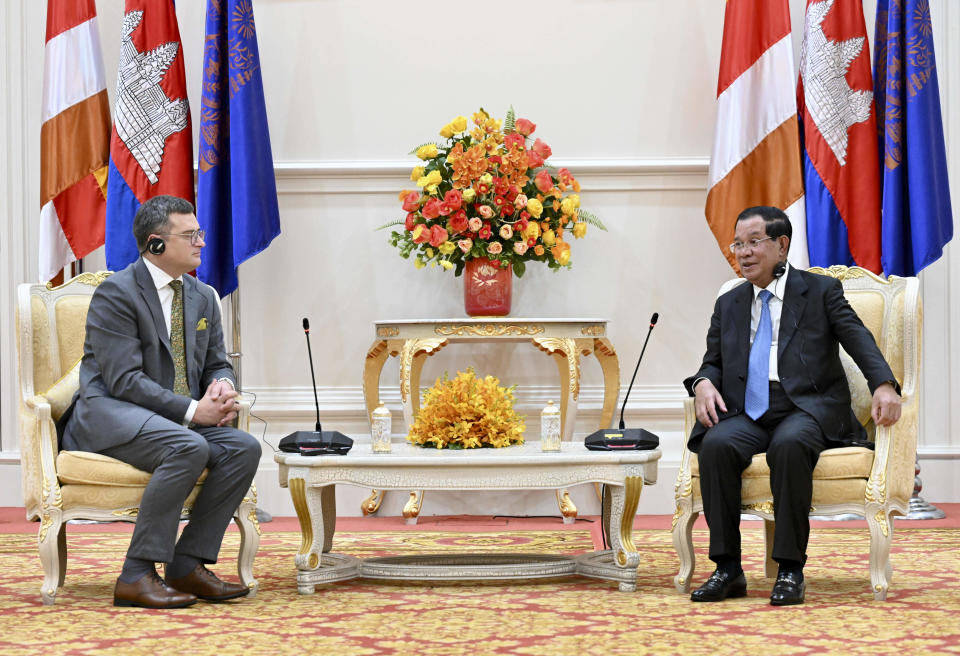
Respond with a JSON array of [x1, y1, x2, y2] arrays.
[[867, 394, 919, 509], [674, 398, 696, 503], [21, 395, 62, 521]]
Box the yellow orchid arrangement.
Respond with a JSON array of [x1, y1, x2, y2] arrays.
[[380, 107, 605, 277], [407, 368, 525, 449]]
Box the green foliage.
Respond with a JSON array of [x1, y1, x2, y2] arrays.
[[376, 219, 405, 231], [504, 105, 516, 134], [408, 142, 442, 155], [576, 209, 608, 230]]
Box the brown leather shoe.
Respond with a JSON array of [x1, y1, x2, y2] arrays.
[[114, 572, 197, 608], [166, 564, 250, 602]]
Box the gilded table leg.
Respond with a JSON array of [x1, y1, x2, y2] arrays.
[[403, 490, 424, 525], [363, 340, 391, 422], [362, 339, 402, 515], [593, 338, 621, 430], [361, 490, 385, 516], [289, 478, 330, 594], [607, 476, 644, 591], [399, 338, 448, 430], [534, 338, 581, 521], [556, 490, 578, 524]]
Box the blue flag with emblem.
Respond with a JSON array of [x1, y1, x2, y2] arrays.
[[873, 0, 953, 277], [196, 0, 281, 297]]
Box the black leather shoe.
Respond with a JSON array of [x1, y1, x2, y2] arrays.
[[770, 571, 805, 606], [690, 569, 747, 602]]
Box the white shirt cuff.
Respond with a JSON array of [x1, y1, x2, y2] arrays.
[[184, 399, 199, 425]]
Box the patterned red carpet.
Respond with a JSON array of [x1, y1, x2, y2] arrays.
[[1, 509, 958, 655]]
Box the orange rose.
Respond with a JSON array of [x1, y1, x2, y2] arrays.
[[534, 170, 553, 194], [429, 225, 449, 248], [534, 244, 545, 256], [401, 191, 420, 212], [515, 118, 536, 136]]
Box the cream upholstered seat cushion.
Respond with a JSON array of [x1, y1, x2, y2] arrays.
[[689, 446, 875, 480], [57, 451, 209, 487]]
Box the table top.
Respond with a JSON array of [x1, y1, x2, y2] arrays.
[[275, 441, 660, 490], [275, 440, 660, 467], [372, 318, 612, 340]]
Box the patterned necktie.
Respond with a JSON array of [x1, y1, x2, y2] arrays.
[[745, 289, 773, 420], [169, 280, 190, 396]]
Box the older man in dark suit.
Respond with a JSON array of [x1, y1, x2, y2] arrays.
[[63, 195, 260, 608], [684, 206, 901, 606]]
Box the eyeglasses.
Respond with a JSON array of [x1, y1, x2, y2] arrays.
[[729, 237, 774, 253], [160, 229, 206, 246]]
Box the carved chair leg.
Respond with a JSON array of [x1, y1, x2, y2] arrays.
[[234, 500, 261, 597], [867, 508, 893, 601], [38, 511, 64, 605], [763, 519, 777, 579], [57, 525, 67, 587], [672, 508, 698, 593]]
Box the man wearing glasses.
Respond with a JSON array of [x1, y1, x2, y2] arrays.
[[684, 206, 901, 606], [62, 195, 260, 608]]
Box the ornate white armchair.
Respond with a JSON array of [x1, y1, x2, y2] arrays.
[[16, 273, 260, 605], [672, 266, 921, 600]]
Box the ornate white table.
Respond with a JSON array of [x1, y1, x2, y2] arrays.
[[361, 318, 621, 520], [276, 441, 660, 593]]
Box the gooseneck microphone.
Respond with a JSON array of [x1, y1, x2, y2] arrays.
[[618, 313, 658, 430], [303, 318, 322, 433], [584, 312, 661, 452], [278, 318, 354, 455]]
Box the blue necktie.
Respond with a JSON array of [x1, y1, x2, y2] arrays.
[[745, 289, 773, 420]]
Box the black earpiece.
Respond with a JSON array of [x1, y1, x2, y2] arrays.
[[773, 260, 787, 278], [146, 237, 165, 256]]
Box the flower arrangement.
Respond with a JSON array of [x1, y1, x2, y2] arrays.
[[382, 107, 605, 277], [407, 368, 525, 449]]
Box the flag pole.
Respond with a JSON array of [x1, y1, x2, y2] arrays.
[[228, 279, 242, 389], [228, 275, 272, 523]]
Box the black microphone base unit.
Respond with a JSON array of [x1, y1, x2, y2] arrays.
[[279, 430, 354, 456], [584, 428, 659, 451]]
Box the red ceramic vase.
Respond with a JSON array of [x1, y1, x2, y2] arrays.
[[463, 257, 512, 316]]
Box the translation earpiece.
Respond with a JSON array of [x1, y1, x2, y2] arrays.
[[146, 237, 165, 256]]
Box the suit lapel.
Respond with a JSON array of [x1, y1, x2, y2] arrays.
[[731, 281, 753, 369], [134, 259, 171, 355], [778, 269, 808, 358]]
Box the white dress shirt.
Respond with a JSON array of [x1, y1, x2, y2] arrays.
[[750, 262, 790, 382], [691, 263, 790, 394], [142, 258, 198, 423]]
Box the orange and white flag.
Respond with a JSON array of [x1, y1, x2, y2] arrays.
[[705, 0, 807, 272], [39, 0, 110, 282]]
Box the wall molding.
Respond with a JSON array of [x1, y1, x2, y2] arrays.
[[242, 384, 690, 420], [272, 158, 710, 195]]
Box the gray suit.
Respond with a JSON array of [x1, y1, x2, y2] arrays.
[[63, 259, 260, 565]]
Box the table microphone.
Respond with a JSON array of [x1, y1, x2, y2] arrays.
[[584, 313, 660, 451], [278, 318, 353, 455]]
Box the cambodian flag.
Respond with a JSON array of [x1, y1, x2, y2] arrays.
[[195, 0, 281, 298], [797, 0, 882, 273], [874, 0, 953, 277], [105, 0, 193, 271]]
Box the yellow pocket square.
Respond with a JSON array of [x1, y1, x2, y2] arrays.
[[196, 318, 208, 331]]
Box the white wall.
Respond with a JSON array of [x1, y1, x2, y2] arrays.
[[2, 0, 958, 518]]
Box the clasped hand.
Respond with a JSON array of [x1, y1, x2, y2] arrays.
[[193, 380, 239, 427]]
